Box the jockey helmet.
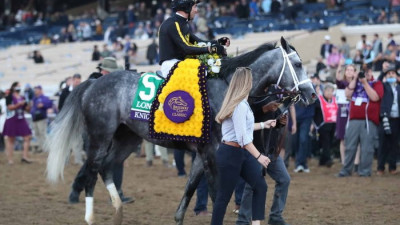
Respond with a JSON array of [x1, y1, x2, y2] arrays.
[[171, 0, 197, 14]]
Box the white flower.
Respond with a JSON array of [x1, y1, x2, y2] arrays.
[[207, 58, 215, 66], [197, 42, 207, 47], [214, 59, 221, 66], [211, 66, 220, 73]]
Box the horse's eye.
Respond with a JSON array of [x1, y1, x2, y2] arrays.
[[295, 63, 302, 68]]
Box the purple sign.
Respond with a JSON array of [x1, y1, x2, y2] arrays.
[[163, 90, 194, 123]]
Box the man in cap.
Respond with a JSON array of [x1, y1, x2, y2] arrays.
[[158, 0, 230, 77], [99, 57, 120, 75], [320, 35, 333, 59], [30, 85, 53, 153]]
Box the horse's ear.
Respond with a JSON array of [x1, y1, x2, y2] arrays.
[[280, 37, 291, 53]]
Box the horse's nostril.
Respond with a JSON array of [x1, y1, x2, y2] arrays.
[[311, 93, 317, 99]]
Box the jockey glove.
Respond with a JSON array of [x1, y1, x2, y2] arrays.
[[210, 44, 227, 56], [217, 37, 230, 46]]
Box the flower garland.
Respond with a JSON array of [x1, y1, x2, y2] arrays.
[[187, 42, 223, 79], [149, 59, 211, 143]]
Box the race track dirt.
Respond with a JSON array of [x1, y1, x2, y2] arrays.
[[0, 151, 399, 225]]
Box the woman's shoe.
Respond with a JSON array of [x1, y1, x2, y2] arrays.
[[21, 158, 32, 164]]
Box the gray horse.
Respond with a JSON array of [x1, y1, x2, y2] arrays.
[[46, 37, 316, 225]]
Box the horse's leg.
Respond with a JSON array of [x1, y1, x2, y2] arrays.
[[198, 141, 218, 203], [175, 152, 205, 225], [84, 137, 113, 225], [99, 125, 141, 225]]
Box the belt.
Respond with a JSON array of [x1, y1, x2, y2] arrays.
[[222, 140, 242, 148]]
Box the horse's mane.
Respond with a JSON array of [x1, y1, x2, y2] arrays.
[[220, 42, 277, 77]]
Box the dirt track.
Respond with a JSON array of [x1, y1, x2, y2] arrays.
[[0, 151, 399, 225]]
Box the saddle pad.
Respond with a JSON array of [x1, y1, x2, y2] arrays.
[[149, 59, 211, 143], [130, 73, 164, 121]]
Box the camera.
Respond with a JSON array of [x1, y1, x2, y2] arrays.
[[358, 71, 365, 78], [382, 113, 391, 135]]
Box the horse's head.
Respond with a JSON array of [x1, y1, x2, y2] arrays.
[[251, 37, 316, 105]]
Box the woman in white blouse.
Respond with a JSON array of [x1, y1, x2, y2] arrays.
[[211, 67, 276, 225]]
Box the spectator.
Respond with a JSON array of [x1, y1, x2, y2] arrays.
[[39, 33, 51, 45], [377, 65, 399, 175], [144, 21, 155, 38], [293, 101, 315, 173], [377, 9, 387, 24], [339, 36, 350, 59], [270, 0, 281, 14], [316, 56, 327, 75], [390, 11, 399, 23], [123, 35, 131, 54], [134, 22, 148, 40], [58, 74, 81, 111], [100, 44, 113, 59], [99, 57, 121, 75], [337, 67, 384, 177], [30, 85, 52, 153], [94, 19, 103, 36], [320, 35, 333, 59], [146, 38, 158, 65], [387, 33, 396, 47], [236, 0, 250, 19], [335, 63, 356, 164], [327, 46, 344, 77], [356, 34, 367, 50], [33, 50, 44, 64], [249, 0, 260, 17], [126, 4, 137, 28], [362, 43, 376, 68], [0, 90, 6, 151], [164, 8, 173, 20], [142, 140, 169, 167], [372, 33, 383, 61], [353, 50, 364, 66], [92, 45, 101, 61], [3, 82, 32, 164], [261, 0, 272, 14], [67, 23, 77, 42], [154, 8, 164, 25], [312, 83, 337, 167]]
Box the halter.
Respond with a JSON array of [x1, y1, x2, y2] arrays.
[[276, 46, 311, 92]]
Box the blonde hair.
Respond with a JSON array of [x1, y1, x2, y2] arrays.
[[215, 67, 253, 123], [343, 64, 357, 80]]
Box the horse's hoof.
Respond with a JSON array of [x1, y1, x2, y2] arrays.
[[68, 190, 80, 204], [113, 206, 123, 225]]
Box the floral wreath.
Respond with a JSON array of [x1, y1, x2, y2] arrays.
[[187, 42, 225, 79]]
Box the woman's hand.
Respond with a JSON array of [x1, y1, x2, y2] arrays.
[[257, 154, 271, 168], [263, 119, 276, 129]]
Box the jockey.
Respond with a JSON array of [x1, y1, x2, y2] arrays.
[[159, 0, 230, 77]]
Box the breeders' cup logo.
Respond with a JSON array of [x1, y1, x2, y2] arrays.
[[168, 96, 188, 113], [164, 91, 194, 123]]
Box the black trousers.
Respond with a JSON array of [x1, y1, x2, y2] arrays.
[[318, 123, 336, 165], [378, 118, 399, 171]]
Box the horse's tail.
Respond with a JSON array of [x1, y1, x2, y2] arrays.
[[46, 80, 94, 184]]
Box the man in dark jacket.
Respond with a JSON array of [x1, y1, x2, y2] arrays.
[[377, 65, 399, 175], [58, 73, 81, 111]]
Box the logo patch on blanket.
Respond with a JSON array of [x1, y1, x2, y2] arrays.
[[149, 59, 211, 143], [130, 73, 164, 121]]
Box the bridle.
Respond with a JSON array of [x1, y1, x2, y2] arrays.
[[276, 45, 311, 92]]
